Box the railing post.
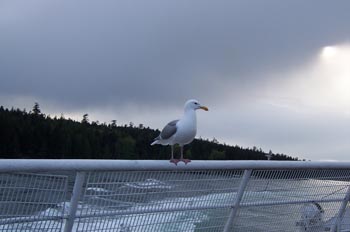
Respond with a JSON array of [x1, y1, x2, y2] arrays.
[[64, 171, 86, 232], [330, 185, 350, 232], [223, 169, 252, 232]]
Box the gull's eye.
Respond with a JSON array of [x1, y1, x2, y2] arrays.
[[194, 102, 198, 105]]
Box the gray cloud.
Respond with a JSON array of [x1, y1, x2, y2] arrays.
[[2, 1, 350, 108]]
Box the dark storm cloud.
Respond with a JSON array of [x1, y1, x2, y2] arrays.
[[1, 0, 350, 108]]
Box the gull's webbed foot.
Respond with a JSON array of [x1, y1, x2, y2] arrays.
[[170, 159, 180, 165], [179, 158, 191, 165]]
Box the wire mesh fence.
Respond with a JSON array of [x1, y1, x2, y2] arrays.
[[75, 170, 243, 232], [0, 173, 68, 232], [0, 160, 349, 232], [234, 169, 350, 232]]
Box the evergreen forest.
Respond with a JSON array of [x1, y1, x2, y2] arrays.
[[0, 104, 298, 161]]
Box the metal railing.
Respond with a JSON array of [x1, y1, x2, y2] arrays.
[[0, 160, 350, 232]]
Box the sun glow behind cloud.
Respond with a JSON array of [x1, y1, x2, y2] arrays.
[[321, 46, 338, 59], [214, 43, 350, 160], [320, 45, 350, 105], [265, 44, 350, 114]]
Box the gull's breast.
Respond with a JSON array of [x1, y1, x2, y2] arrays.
[[174, 120, 197, 145]]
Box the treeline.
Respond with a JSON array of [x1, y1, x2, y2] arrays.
[[0, 104, 298, 161]]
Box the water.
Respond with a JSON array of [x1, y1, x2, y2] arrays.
[[0, 172, 348, 232]]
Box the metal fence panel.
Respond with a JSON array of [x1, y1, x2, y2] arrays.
[[0, 160, 350, 232], [75, 170, 244, 232], [234, 169, 350, 232], [0, 173, 68, 232]]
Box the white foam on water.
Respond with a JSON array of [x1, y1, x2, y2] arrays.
[[0, 190, 291, 232], [86, 187, 111, 193], [0, 192, 221, 231], [123, 178, 173, 190]]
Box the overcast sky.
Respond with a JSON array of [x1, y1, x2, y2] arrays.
[[1, 0, 350, 160]]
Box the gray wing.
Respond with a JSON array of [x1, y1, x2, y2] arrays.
[[160, 120, 179, 140]]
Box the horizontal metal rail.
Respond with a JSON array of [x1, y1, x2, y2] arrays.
[[0, 215, 64, 226], [1, 159, 350, 172]]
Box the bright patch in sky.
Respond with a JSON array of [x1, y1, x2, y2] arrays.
[[246, 43, 350, 160], [320, 44, 350, 107], [321, 46, 338, 59], [267, 44, 350, 113]]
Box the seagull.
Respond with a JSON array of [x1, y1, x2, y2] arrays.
[[151, 99, 208, 165]]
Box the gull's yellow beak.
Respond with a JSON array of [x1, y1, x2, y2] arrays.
[[200, 106, 209, 111]]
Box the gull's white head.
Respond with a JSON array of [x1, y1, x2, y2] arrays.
[[184, 99, 209, 112]]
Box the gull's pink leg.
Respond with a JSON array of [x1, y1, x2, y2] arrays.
[[179, 145, 191, 164], [169, 145, 179, 165]]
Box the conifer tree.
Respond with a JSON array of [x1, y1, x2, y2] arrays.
[[32, 102, 41, 115]]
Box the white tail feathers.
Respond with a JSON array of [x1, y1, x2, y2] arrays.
[[151, 140, 159, 146]]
